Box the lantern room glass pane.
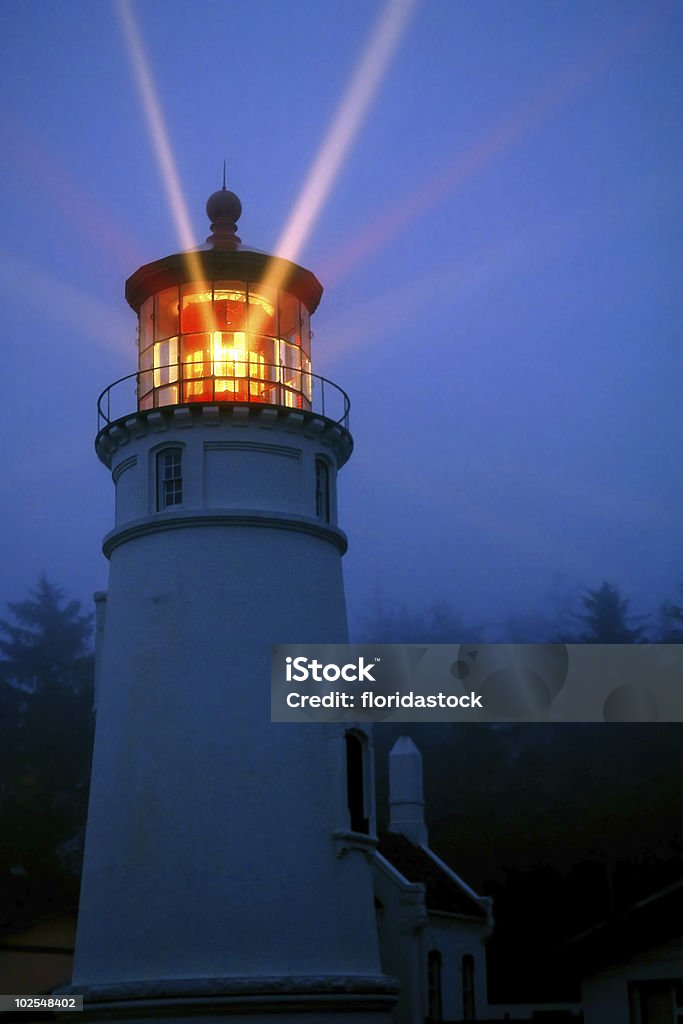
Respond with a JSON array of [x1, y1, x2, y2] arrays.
[[280, 341, 301, 400], [281, 341, 301, 371], [156, 385, 179, 407], [139, 296, 153, 352], [154, 287, 179, 341], [249, 335, 276, 376], [302, 353, 312, 402], [183, 380, 215, 403], [248, 283, 277, 339], [138, 370, 153, 399], [279, 292, 299, 345], [213, 282, 247, 333], [181, 333, 211, 368], [281, 372, 301, 405], [140, 344, 153, 371], [217, 331, 248, 375], [300, 306, 311, 355], [180, 282, 214, 334], [153, 337, 178, 386], [212, 331, 248, 399], [213, 333, 238, 397], [181, 333, 212, 402]]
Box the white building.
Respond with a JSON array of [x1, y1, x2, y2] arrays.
[[374, 736, 493, 1024], [568, 880, 683, 1024]]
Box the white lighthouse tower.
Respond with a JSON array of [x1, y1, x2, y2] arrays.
[[71, 186, 396, 1022]]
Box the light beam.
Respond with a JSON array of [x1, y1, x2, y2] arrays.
[[319, 3, 666, 285], [117, 0, 202, 278], [274, 0, 419, 264]]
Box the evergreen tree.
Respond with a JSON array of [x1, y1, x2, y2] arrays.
[[0, 578, 95, 881], [657, 586, 683, 642], [564, 581, 648, 643]]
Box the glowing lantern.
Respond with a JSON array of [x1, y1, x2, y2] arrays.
[[126, 186, 319, 413]]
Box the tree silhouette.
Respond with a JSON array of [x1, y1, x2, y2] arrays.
[[563, 581, 649, 643], [658, 586, 683, 642], [0, 578, 94, 885]]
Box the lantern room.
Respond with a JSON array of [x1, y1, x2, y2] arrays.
[[136, 279, 312, 409], [124, 185, 324, 414]]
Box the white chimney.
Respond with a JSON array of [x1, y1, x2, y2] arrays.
[[388, 735, 428, 846]]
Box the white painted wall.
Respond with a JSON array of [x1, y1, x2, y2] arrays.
[[582, 938, 683, 1024], [74, 407, 394, 1023], [373, 854, 492, 1024], [421, 914, 491, 1021]]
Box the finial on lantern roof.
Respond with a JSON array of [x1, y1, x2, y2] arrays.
[[206, 166, 242, 250]]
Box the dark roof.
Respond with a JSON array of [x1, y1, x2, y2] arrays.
[[125, 249, 323, 314], [377, 832, 488, 920], [562, 878, 683, 973]]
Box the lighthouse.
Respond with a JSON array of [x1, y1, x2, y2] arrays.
[[71, 185, 397, 1022]]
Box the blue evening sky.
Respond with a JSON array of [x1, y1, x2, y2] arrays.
[[0, 0, 681, 636]]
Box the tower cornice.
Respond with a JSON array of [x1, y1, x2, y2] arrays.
[[102, 509, 348, 559], [95, 402, 353, 468]]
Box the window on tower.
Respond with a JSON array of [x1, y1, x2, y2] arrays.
[[315, 458, 330, 522], [345, 731, 369, 834], [157, 449, 183, 511], [427, 951, 443, 1022], [462, 954, 476, 1021]]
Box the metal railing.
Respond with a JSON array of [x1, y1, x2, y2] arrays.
[[96, 363, 351, 434]]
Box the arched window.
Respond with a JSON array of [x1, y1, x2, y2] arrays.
[[157, 448, 183, 511], [315, 458, 330, 522], [345, 731, 369, 834], [427, 950, 443, 1022], [462, 953, 476, 1020]]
